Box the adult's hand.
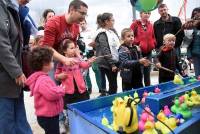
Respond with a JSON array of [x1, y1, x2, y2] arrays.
[[183, 19, 200, 29], [15, 74, 26, 87], [64, 57, 78, 66]]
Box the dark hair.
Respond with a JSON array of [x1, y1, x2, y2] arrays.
[[158, 3, 167, 9], [69, 0, 88, 10], [97, 13, 113, 27], [29, 46, 53, 71], [59, 39, 74, 55], [96, 14, 102, 28], [191, 7, 200, 19], [42, 9, 55, 20]]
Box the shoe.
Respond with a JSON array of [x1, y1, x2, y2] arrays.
[[59, 121, 66, 134], [98, 92, 109, 97]]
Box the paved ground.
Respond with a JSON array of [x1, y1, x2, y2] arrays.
[[25, 68, 194, 134]]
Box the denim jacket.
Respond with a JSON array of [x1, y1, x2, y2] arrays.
[[119, 44, 143, 83]]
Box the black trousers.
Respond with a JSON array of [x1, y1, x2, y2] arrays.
[[64, 91, 89, 109], [99, 67, 118, 94], [37, 115, 59, 134], [142, 52, 152, 86]]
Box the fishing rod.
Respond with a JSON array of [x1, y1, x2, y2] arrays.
[[95, 49, 130, 59], [150, 62, 183, 78]]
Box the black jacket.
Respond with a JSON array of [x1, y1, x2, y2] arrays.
[[155, 48, 182, 83], [95, 32, 118, 69], [118, 44, 143, 83], [154, 15, 184, 49], [0, 0, 23, 98]]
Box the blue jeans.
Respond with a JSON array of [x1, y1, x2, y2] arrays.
[[193, 56, 200, 77], [0, 93, 32, 134]]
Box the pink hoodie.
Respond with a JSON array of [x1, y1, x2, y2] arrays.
[[55, 58, 91, 94], [26, 71, 65, 117]]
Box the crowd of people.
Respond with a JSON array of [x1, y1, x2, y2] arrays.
[[0, 0, 199, 134]]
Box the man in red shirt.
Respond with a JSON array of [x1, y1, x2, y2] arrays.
[[42, 0, 88, 66]]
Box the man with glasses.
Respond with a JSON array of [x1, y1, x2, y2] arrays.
[[43, 0, 88, 66], [153, 4, 184, 59], [42, 0, 88, 133], [0, 0, 33, 133]]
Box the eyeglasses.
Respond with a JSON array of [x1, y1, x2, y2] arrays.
[[77, 10, 88, 16]]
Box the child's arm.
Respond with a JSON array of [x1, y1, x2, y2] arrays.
[[119, 47, 140, 68], [38, 77, 65, 101], [54, 63, 67, 81], [79, 56, 96, 69], [139, 58, 150, 67]]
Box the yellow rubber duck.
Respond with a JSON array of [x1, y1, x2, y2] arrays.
[[156, 112, 177, 134], [190, 90, 200, 105], [133, 91, 140, 104], [143, 120, 158, 134], [101, 116, 109, 126], [173, 74, 184, 85]]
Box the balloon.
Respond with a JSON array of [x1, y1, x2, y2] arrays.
[[139, 0, 157, 11], [130, 0, 163, 12], [135, 0, 143, 11]]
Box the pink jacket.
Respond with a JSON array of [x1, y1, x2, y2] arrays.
[[26, 71, 65, 117], [55, 58, 90, 94]]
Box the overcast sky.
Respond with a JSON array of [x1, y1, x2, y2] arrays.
[[28, 0, 200, 33]]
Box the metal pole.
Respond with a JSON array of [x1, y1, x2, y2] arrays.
[[132, 6, 137, 20]]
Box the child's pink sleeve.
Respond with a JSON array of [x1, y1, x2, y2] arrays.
[[79, 60, 90, 69], [38, 78, 65, 101]]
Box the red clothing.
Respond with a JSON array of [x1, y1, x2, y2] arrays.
[[25, 71, 65, 117], [55, 58, 90, 94], [130, 20, 156, 54], [42, 15, 79, 50]]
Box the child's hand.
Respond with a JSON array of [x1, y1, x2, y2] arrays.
[[112, 66, 118, 72], [60, 84, 66, 90], [188, 58, 193, 63], [139, 58, 150, 66], [56, 73, 68, 80], [155, 62, 162, 68], [135, 45, 141, 52], [88, 56, 96, 63]]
